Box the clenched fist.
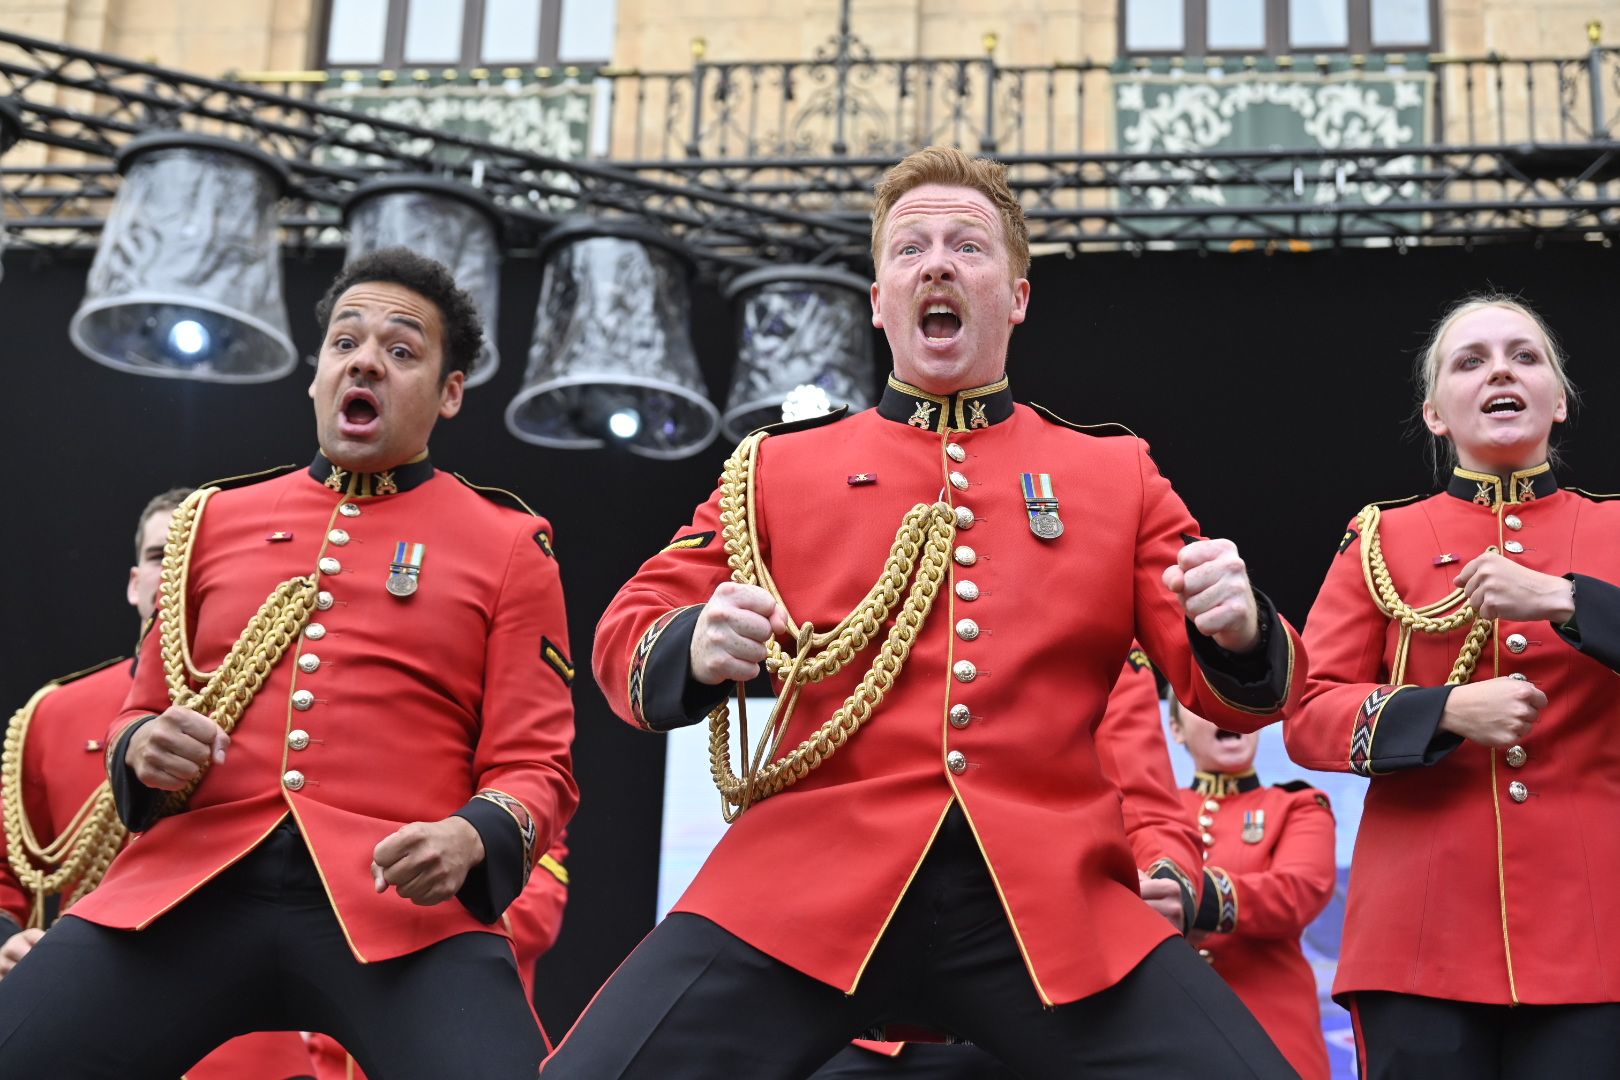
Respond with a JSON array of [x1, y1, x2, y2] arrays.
[[125, 706, 228, 790], [689, 582, 790, 685], [371, 817, 486, 906], [1455, 552, 1576, 624], [1439, 677, 1546, 748], [1163, 539, 1260, 653]]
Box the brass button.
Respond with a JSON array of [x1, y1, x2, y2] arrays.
[[1198, 947, 1212, 961], [956, 618, 980, 641], [318, 557, 341, 575], [955, 580, 980, 602], [1505, 745, 1527, 768], [946, 750, 968, 774], [291, 690, 315, 711], [315, 590, 334, 611], [1202, 833, 1216, 846], [954, 545, 977, 566], [954, 505, 975, 530], [1199, 814, 1214, 827], [287, 729, 310, 751], [946, 443, 967, 463], [298, 653, 321, 674], [1204, 799, 1220, 812], [1504, 514, 1522, 530], [1508, 672, 1528, 681], [304, 623, 326, 641], [953, 660, 977, 682], [1504, 540, 1525, 554], [1508, 780, 1528, 803], [327, 528, 350, 545], [949, 704, 971, 728], [339, 503, 361, 518], [949, 471, 969, 491], [282, 770, 306, 792], [1506, 633, 1528, 654], [1201, 851, 1210, 861]]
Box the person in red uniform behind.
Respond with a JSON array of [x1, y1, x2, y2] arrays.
[[0, 489, 315, 1080], [817, 649, 1205, 1077], [306, 838, 571, 1080], [0, 249, 578, 1080], [1285, 295, 1620, 1078], [1169, 698, 1334, 1080], [546, 146, 1302, 1078]]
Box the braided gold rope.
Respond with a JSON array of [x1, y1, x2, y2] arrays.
[[1357, 504, 1494, 686], [1, 688, 127, 928], [157, 488, 319, 817], [707, 433, 956, 820]]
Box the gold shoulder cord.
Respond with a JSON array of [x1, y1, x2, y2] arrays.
[[1356, 503, 1493, 685], [1, 687, 127, 928], [156, 488, 319, 817], [707, 433, 957, 821]]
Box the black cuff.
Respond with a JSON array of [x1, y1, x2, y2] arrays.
[[1150, 862, 1197, 933], [1368, 685, 1463, 772], [451, 798, 526, 924], [1186, 589, 1292, 714], [636, 606, 728, 732], [1553, 573, 1620, 672], [1194, 875, 1221, 932], [0, 912, 22, 939], [109, 716, 166, 832]]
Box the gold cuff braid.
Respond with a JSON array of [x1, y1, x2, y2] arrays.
[[156, 488, 319, 818], [706, 432, 956, 821], [2, 687, 126, 928], [1356, 503, 1492, 687]]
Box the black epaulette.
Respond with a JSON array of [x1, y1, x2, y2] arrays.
[[1365, 493, 1428, 510], [451, 473, 537, 517], [749, 405, 850, 438], [1276, 779, 1332, 811], [1572, 487, 1620, 501], [1338, 493, 1427, 555], [1027, 402, 1136, 438], [200, 464, 301, 491], [44, 656, 127, 688]]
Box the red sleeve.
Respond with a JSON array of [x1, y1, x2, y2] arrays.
[[1284, 515, 1455, 777], [1092, 653, 1201, 898], [503, 832, 570, 979], [1207, 791, 1337, 939], [1129, 441, 1305, 733]]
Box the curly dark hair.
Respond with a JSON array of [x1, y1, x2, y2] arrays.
[[314, 247, 484, 381]]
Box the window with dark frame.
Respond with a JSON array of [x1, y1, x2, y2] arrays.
[[320, 0, 617, 70], [1121, 0, 1438, 57]]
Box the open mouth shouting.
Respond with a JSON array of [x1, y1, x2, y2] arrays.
[[338, 386, 383, 438], [1214, 729, 1244, 743], [1482, 393, 1526, 417], [918, 297, 964, 346]]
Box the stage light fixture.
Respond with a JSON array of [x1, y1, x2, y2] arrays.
[[343, 176, 504, 387], [69, 132, 296, 383], [505, 219, 718, 459], [721, 266, 876, 440]]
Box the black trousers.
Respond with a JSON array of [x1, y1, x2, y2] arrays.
[[0, 819, 545, 1080], [541, 806, 1294, 1079], [1351, 990, 1620, 1080]]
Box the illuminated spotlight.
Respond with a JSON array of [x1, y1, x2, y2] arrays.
[[721, 266, 875, 440], [343, 176, 504, 388], [69, 132, 296, 383], [167, 319, 210, 357], [505, 219, 718, 460], [607, 408, 642, 440]]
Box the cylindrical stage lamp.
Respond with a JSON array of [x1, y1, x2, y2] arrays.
[[69, 132, 296, 383], [343, 176, 503, 387], [720, 265, 875, 440], [0, 98, 22, 284], [505, 219, 718, 460]]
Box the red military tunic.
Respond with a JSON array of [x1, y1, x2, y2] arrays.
[[1, 661, 318, 1079], [75, 456, 578, 964], [1181, 772, 1334, 1080], [594, 378, 1301, 1005], [1285, 466, 1620, 1005]]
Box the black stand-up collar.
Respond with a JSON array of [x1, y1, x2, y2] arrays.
[[308, 450, 435, 497], [1446, 463, 1558, 508], [1191, 770, 1261, 797], [877, 374, 1016, 433]]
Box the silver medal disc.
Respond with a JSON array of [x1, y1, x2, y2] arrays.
[[1031, 512, 1064, 539], [386, 570, 418, 597]]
